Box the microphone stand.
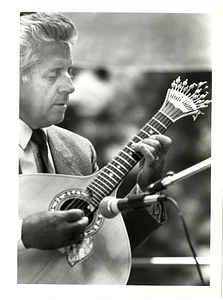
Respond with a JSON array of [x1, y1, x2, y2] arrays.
[[145, 157, 211, 285], [147, 157, 211, 194]]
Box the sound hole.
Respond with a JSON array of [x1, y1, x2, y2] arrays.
[[60, 198, 95, 225]]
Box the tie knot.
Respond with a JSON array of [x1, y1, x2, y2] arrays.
[[31, 129, 47, 146]]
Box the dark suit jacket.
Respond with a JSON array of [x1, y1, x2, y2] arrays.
[[45, 125, 166, 253]]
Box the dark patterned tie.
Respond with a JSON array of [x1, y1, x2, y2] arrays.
[[31, 129, 49, 173]]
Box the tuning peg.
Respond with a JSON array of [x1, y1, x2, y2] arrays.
[[176, 76, 181, 84], [197, 81, 208, 89]]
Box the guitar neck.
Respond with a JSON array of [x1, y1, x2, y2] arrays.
[[87, 110, 173, 207], [86, 77, 211, 210]]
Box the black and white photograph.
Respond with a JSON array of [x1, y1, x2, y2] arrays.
[[0, 0, 222, 299]]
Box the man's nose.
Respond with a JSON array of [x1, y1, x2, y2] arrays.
[[59, 74, 75, 94]]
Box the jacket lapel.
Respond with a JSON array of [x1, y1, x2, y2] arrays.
[[47, 128, 83, 176]]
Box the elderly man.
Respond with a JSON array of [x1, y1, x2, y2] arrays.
[[18, 12, 172, 284]]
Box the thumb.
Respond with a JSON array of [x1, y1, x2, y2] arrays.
[[64, 209, 84, 222]]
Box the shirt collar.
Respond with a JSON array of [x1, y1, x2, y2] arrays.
[[19, 119, 47, 150], [19, 119, 32, 150]]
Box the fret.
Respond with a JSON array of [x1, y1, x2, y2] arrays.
[[158, 113, 173, 127], [90, 180, 110, 196], [107, 162, 126, 177], [96, 174, 118, 190], [158, 110, 174, 123], [125, 145, 142, 159], [106, 169, 123, 181], [137, 132, 148, 140], [89, 188, 103, 203], [89, 184, 112, 205], [89, 197, 100, 208], [140, 128, 151, 137], [89, 183, 105, 198], [111, 159, 129, 173], [100, 169, 121, 185], [90, 176, 113, 194], [132, 135, 143, 142], [152, 116, 167, 129], [93, 181, 113, 197], [144, 123, 160, 135], [115, 155, 133, 168], [120, 149, 138, 164], [90, 179, 114, 204]]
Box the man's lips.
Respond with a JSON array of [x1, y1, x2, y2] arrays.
[[55, 96, 69, 106], [56, 103, 67, 106], [53, 103, 68, 111], [55, 100, 68, 107], [54, 95, 69, 108]]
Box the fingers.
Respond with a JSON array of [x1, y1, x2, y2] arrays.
[[22, 210, 89, 250], [66, 215, 89, 232], [131, 140, 158, 161], [150, 134, 172, 153], [62, 209, 89, 232], [59, 209, 89, 234], [131, 134, 172, 160], [59, 211, 89, 247], [132, 134, 172, 191]]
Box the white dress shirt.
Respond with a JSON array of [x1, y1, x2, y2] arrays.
[[19, 119, 56, 249]]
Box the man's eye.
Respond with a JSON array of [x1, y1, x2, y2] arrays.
[[47, 75, 57, 82], [68, 68, 74, 79]]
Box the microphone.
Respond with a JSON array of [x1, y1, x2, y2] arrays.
[[147, 157, 211, 194], [99, 194, 167, 218]]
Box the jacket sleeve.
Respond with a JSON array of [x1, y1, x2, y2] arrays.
[[121, 185, 167, 254], [122, 202, 167, 254]]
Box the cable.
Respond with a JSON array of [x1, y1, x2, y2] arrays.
[[164, 196, 206, 286]]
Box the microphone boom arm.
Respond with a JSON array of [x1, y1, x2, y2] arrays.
[[148, 157, 211, 194]]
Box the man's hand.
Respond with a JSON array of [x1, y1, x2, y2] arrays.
[[131, 134, 172, 191], [21, 209, 89, 250]]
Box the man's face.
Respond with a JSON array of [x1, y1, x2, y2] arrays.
[[20, 41, 75, 129]]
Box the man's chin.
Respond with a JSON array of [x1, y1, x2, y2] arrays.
[[52, 114, 66, 126]]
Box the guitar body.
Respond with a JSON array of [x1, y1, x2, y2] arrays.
[[18, 173, 131, 284]]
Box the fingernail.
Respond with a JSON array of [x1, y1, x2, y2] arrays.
[[77, 209, 84, 216], [131, 142, 137, 147]]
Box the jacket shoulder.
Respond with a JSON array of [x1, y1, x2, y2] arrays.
[[48, 125, 90, 145], [47, 125, 97, 175]]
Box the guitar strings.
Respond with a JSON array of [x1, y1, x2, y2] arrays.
[[62, 83, 209, 220], [62, 106, 181, 217]]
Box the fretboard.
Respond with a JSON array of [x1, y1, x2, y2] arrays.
[[87, 110, 173, 208]]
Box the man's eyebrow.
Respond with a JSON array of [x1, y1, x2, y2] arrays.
[[47, 67, 63, 72], [44, 65, 74, 73], [52, 62, 74, 69]]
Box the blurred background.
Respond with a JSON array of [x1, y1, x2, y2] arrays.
[[59, 12, 212, 286]]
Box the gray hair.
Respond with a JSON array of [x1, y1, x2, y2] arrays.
[[20, 12, 78, 80]]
